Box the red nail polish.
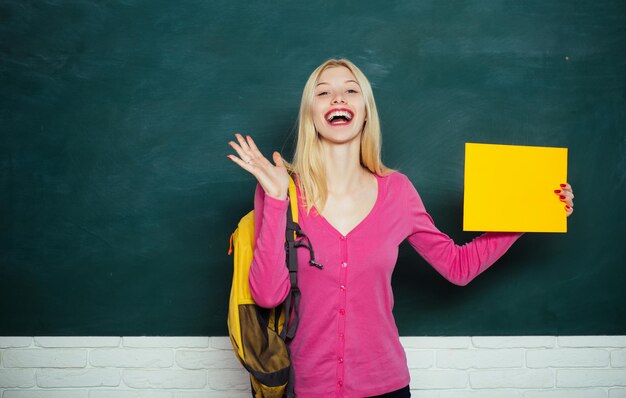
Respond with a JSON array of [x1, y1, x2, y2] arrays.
[[559, 195, 565, 200], [566, 205, 570, 209], [554, 190, 561, 194], [560, 184, 566, 188]]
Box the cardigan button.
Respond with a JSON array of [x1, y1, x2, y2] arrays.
[[339, 309, 345, 315]]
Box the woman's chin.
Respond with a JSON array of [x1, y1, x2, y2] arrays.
[[317, 129, 363, 146]]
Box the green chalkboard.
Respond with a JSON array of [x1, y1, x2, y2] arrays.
[[1, 1, 624, 336]]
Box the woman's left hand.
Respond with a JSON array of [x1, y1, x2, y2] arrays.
[[555, 183, 574, 217]]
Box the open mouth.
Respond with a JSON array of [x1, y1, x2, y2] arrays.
[[324, 108, 354, 126]]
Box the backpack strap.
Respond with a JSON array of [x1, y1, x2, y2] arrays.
[[287, 175, 298, 225], [282, 176, 301, 340], [281, 175, 325, 340], [282, 176, 322, 398]]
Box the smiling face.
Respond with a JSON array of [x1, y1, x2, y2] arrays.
[[312, 66, 367, 145]]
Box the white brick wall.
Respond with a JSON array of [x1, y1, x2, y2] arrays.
[[1, 336, 625, 397]]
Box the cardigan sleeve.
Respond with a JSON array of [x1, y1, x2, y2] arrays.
[[403, 176, 523, 286], [248, 184, 291, 308]]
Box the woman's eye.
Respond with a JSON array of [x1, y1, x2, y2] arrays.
[[317, 91, 328, 96], [347, 89, 358, 93]]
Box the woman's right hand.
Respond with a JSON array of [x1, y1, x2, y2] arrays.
[[227, 133, 290, 200]]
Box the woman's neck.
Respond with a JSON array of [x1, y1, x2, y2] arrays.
[[321, 138, 371, 195]]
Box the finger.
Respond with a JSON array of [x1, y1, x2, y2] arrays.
[[560, 183, 573, 193], [227, 154, 255, 173], [561, 185, 574, 199], [554, 189, 574, 200], [565, 204, 574, 217], [245, 136, 272, 167], [235, 133, 254, 157], [246, 135, 261, 154], [272, 151, 284, 168], [228, 141, 251, 163], [558, 194, 574, 208], [558, 191, 574, 200]]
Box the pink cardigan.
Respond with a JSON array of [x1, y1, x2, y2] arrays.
[[249, 171, 523, 398]]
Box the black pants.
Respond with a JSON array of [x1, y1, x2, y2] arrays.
[[368, 385, 411, 398]]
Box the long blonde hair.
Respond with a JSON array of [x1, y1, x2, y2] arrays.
[[287, 58, 393, 213]]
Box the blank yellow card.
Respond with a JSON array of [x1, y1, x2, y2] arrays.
[[463, 143, 568, 233]]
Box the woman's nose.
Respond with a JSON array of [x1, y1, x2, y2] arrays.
[[332, 94, 346, 104]]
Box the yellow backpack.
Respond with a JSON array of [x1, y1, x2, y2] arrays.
[[227, 177, 322, 398]]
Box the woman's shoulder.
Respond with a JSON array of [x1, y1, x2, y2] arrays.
[[378, 169, 413, 188]]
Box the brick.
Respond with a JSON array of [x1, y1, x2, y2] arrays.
[[90, 348, 173, 368], [3, 349, 87, 368], [437, 348, 523, 369], [557, 369, 626, 387], [558, 336, 626, 348], [524, 388, 607, 398], [176, 349, 241, 369], [0, 338, 33, 348], [34, 337, 120, 348], [209, 337, 234, 350], [122, 369, 206, 389], [612, 349, 626, 367], [207, 368, 250, 390], [472, 336, 555, 348], [410, 392, 438, 398], [4, 390, 87, 398], [469, 369, 554, 388], [0, 369, 36, 388], [37, 368, 120, 387], [405, 350, 434, 369], [176, 392, 252, 398], [89, 390, 173, 398], [527, 348, 610, 368], [400, 337, 471, 349], [408, 370, 467, 389], [439, 390, 523, 398], [610, 387, 626, 397], [123, 337, 209, 348]]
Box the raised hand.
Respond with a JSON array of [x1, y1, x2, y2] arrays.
[[227, 133, 290, 200], [555, 183, 575, 217]]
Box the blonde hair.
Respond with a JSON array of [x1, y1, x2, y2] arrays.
[[287, 58, 393, 213]]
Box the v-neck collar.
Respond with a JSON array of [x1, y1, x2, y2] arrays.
[[308, 173, 384, 239]]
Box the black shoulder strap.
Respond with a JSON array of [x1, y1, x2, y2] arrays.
[[281, 198, 301, 340]]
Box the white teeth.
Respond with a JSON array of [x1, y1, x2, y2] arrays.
[[326, 110, 353, 121]]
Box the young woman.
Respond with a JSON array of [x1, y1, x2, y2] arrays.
[[227, 59, 574, 398]]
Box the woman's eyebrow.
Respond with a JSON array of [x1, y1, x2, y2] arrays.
[[316, 80, 360, 87]]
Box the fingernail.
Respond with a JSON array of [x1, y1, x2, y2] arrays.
[[560, 184, 566, 188], [566, 205, 570, 209], [554, 190, 561, 194], [559, 195, 565, 200]]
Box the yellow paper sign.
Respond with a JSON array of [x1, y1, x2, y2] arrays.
[[463, 143, 568, 233]]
